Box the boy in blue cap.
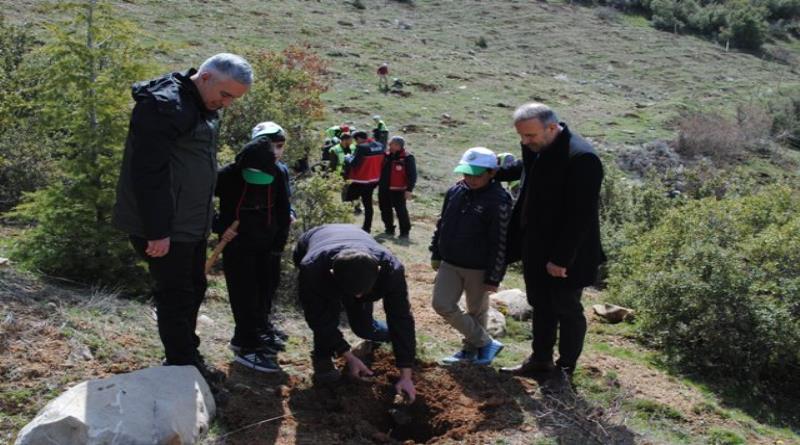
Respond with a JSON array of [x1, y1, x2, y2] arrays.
[[430, 147, 512, 366], [214, 135, 291, 372]]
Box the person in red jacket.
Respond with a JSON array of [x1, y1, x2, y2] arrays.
[[378, 136, 417, 238], [346, 131, 385, 233]]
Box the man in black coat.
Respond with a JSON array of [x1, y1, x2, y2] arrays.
[[497, 103, 606, 381], [293, 224, 417, 401], [113, 53, 252, 382]]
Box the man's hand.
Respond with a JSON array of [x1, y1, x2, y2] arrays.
[[546, 261, 568, 278], [395, 367, 416, 403], [146, 237, 170, 258], [404, 191, 413, 200], [431, 260, 441, 271], [221, 226, 238, 243], [343, 351, 374, 381], [484, 284, 498, 294]]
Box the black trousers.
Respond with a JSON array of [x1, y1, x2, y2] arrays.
[[378, 188, 410, 235], [131, 236, 207, 366], [222, 242, 280, 349], [525, 277, 586, 371], [350, 182, 377, 232]]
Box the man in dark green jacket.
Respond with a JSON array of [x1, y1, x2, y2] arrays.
[[113, 53, 252, 381]]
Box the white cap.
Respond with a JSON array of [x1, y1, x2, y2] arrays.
[[454, 147, 497, 175], [251, 121, 285, 140]]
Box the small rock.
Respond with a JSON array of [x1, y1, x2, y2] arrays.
[[0, 257, 9, 267], [592, 304, 634, 323], [197, 314, 215, 326], [487, 306, 506, 338], [490, 289, 531, 321]]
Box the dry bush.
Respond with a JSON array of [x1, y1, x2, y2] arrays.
[[676, 112, 745, 162], [676, 105, 773, 164]]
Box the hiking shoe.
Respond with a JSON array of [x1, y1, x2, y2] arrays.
[[474, 339, 504, 365], [259, 332, 287, 352], [441, 349, 477, 365], [499, 355, 555, 376], [398, 232, 410, 239], [234, 350, 281, 373], [312, 356, 340, 385], [384, 227, 395, 236]]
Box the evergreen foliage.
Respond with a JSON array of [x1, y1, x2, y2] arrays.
[[9, 1, 154, 286]]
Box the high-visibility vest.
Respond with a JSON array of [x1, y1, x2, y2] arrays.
[[348, 142, 384, 184], [388, 151, 409, 190]]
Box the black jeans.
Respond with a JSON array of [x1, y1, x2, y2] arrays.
[[378, 188, 410, 235], [222, 241, 280, 349], [350, 183, 377, 232], [526, 279, 586, 371], [131, 236, 207, 365]]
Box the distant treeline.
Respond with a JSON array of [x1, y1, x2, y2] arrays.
[[585, 0, 799, 50]]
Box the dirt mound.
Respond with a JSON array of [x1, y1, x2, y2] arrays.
[[217, 348, 523, 444]]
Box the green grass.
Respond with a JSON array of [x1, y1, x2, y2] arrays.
[[2, 1, 800, 444], [706, 428, 746, 445]]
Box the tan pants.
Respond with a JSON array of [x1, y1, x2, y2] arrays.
[[432, 261, 491, 349]]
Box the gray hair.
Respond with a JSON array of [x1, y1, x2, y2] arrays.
[[512, 102, 559, 125], [198, 53, 254, 86], [389, 136, 405, 148]]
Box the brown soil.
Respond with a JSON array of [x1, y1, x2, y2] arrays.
[[216, 349, 528, 445]]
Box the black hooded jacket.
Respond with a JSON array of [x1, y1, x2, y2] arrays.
[[113, 69, 220, 242], [214, 139, 291, 253], [292, 224, 416, 368]]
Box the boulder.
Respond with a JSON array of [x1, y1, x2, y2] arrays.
[[15, 366, 215, 445], [490, 289, 531, 321], [486, 306, 507, 338], [592, 304, 635, 323]]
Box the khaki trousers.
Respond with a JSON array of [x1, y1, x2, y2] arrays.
[[432, 261, 491, 349]]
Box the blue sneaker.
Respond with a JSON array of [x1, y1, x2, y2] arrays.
[[441, 349, 477, 365], [474, 339, 504, 365]]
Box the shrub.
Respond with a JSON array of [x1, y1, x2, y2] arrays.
[[724, 2, 768, 50], [599, 161, 679, 275], [607, 186, 800, 391], [676, 112, 745, 163], [651, 0, 685, 31], [475, 36, 488, 48], [768, 90, 800, 149], [291, 172, 354, 236], [9, 2, 153, 287], [220, 46, 328, 170], [595, 6, 622, 22]]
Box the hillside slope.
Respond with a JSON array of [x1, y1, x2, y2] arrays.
[[2, 1, 799, 444]]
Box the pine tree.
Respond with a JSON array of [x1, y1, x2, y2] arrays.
[[11, 1, 155, 287]]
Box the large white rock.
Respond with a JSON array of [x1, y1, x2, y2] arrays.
[[15, 366, 215, 445], [486, 306, 507, 338], [490, 289, 531, 321]]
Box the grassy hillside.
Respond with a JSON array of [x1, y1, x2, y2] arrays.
[[2, 1, 800, 444]]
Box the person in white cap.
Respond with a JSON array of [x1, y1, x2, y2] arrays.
[[212, 129, 292, 373], [429, 147, 512, 366]]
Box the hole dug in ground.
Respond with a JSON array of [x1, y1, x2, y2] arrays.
[[290, 349, 524, 444]]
